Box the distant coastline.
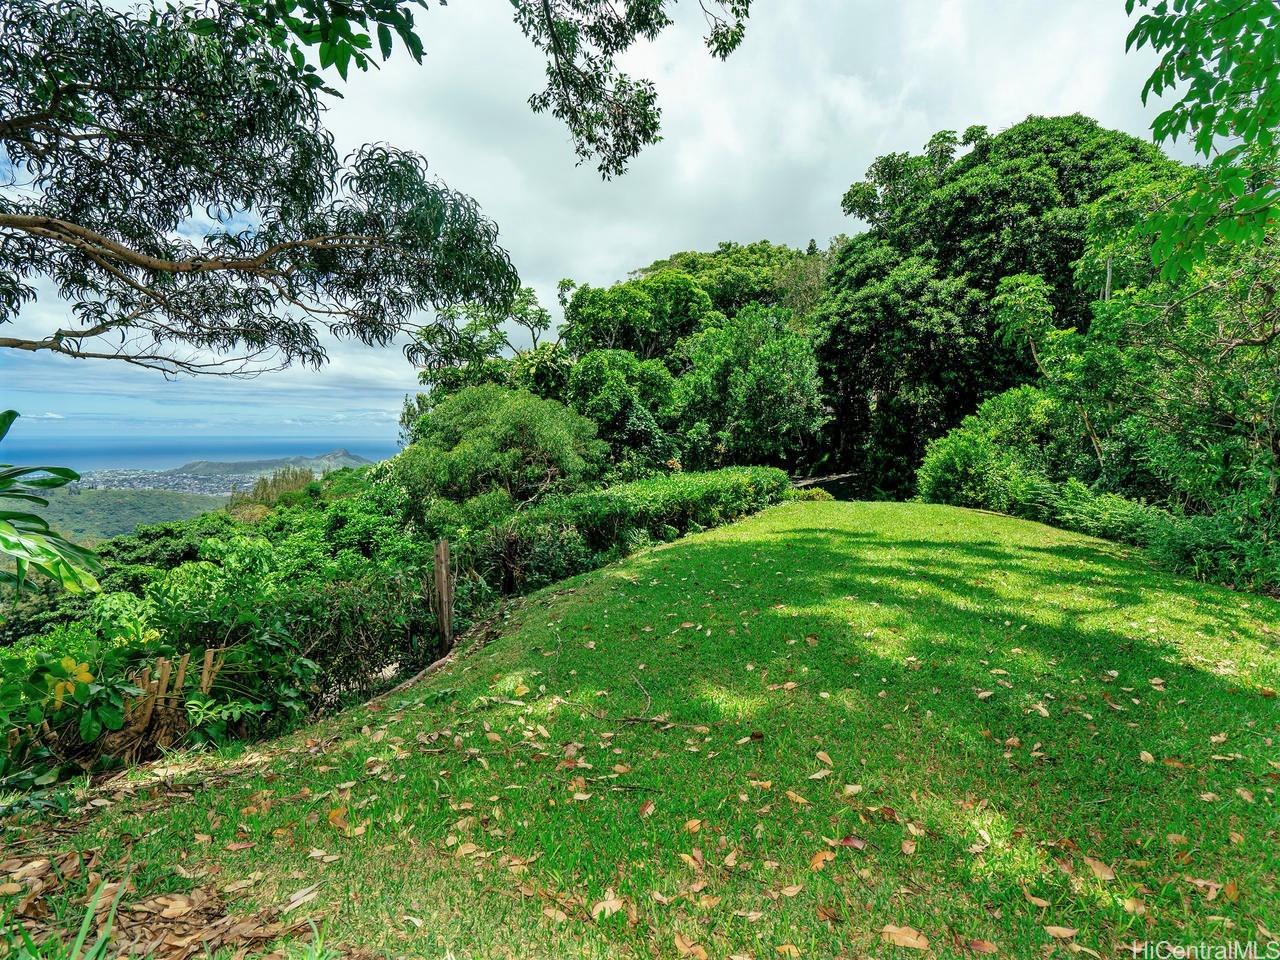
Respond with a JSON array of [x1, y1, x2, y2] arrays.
[[3, 435, 399, 472]]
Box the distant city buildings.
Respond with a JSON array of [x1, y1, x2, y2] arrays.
[[73, 449, 372, 496], [77, 470, 258, 496]]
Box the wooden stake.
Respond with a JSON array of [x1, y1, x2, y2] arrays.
[[434, 538, 454, 648]]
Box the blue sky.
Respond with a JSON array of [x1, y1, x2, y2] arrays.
[[2, 0, 1176, 450]]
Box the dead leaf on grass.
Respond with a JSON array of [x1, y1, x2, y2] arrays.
[[881, 924, 929, 950]]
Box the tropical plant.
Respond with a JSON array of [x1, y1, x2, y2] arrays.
[[560, 270, 715, 360], [0, 411, 99, 594], [1127, 0, 1280, 276], [817, 114, 1168, 493], [672, 304, 828, 470], [566, 349, 677, 470]]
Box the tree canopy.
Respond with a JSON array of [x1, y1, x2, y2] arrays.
[[0, 0, 755, 376], [1127, 0, 1280, 276], [818, 114, 1170, 493], [0, 0, 518, 375]]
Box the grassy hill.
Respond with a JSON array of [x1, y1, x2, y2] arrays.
[[10, 502, 1279, 958], [38, 487, 226, 544]]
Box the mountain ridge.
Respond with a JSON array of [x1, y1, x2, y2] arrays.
[[163, 448, 373, 477]]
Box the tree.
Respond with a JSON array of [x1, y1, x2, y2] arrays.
[[1, 0, 754, 375], [566, 349, 677, 469], [672, 304, 828, 469], [513, 0, 753, 177], [409, 288, 552, 396], [1, 0, 517, 376], [840, 115, 1165, 330], [820, 115, 1168, 493], [1127, 0, 1280, 277], [0, 411, 100, 594], [398, 287, 569, 438], [395, 385, 605, 503], [816, 248, 987, 492], [561, 270, 714, 360], [635, 240, 810, 315]]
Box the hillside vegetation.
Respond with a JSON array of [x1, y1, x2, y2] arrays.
[[35, 488, 226, 544], [12, 501, 1277, 958]]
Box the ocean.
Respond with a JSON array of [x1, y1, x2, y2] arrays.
[[1, 436, 401, 471]]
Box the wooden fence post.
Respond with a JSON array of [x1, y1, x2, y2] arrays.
[[434, 538, 454, 648]]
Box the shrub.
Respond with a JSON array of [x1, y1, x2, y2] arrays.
[[919, 414, 1280, 595], [566, 349, 677, 470], [391, 385, 607, 505], [469, 467, 790, 593], [784, 487, 835, 502], [1, 464, 793, 788], [672, 304, 828, 469]]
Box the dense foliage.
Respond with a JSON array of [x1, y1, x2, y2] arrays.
[[0, 0, 518, 375], [9, 83, 1280, 791], [918, 159, 1280, 594], [1127, 0, 1280, 276], [396, 385, 606, 504], [0, 448, 788, 788], [816, 114, 1169, 492]]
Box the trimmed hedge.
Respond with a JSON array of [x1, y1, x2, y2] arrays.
[[469, 467, 790, 593]]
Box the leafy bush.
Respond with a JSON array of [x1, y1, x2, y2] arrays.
[[672, 305, 828, 470], [2, 458, 793, 788], [393, 385, 606, 504], [784, 487, 835, 502], [918, 395, 1280, 594], [469, 467, 790, 593], [566, 349, 677, 472]]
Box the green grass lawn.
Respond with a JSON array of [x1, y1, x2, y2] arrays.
[[6, 501, 1279, 958]]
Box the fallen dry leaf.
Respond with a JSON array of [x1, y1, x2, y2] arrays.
[[591, 892, 624, 920], [1023, 888, 1050, 908], [881, 924, 929, 950], [809, 849, 835, 871], [1083, 856, 1115, 881], [816, 904, 841, 923], [832, 834, 867, 849], [1044, 926, 1077, 939], [675, 932, 709, 959], [280, 884, 320, 915]]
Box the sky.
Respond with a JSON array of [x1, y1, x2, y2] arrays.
[[1, 0, 1175, 452]]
